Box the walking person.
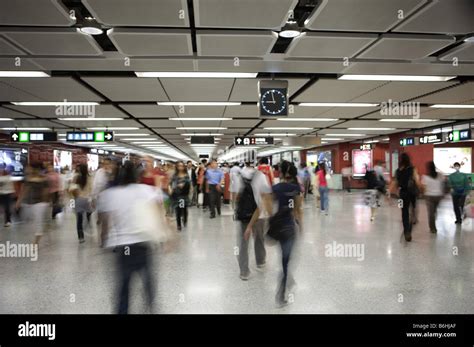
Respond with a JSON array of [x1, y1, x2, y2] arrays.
[[170, 161, 191, 231], [315, 162, 329, 215], [0, 163, 14, 227], [46, 164, 62, 219], [16, 163, 50, 245], [391, 153, 421, 242], [252, 160, 302, 307], [257, 157, 274, 186], [70, 164, 92, 244], [236, 162, 272, 280], [364, 166, 381, 222], [186, 161, 197, 206], [448, 162, 471, 224], [98, 161, 167, 314], [205, 159, 224, 219], [229, 162, 241, 210], [421, 161, 446, 233]]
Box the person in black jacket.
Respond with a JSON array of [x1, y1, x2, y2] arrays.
[[170, 161, 191, 231]]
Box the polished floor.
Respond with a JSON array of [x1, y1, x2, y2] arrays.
[[0, 191, 473, 314]]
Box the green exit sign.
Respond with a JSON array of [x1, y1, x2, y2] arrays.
[[19, 132, 29, 142]]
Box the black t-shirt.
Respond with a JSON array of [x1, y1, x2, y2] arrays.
[[396, 166, 414, 192]]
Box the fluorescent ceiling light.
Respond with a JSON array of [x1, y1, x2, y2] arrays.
[[254, 133, 297, 136], [169, 117, 233, 121], [79, 27, 103, 35], [325, 133, 365, 137], [347, 127, 395, 131], [264, 127, 312, 130], [11, 101, 100, 106], [321, 142, 328, 144], [159, 102, 240, 106], [365, 140, 379, 143], [279, 30, 301, 38], [321, 138, 343, 141], [0, 118, 13, 121], [58, 117, 123, 121], [2, 127, 50, 130], [180, 133, 223, 136], [429, 104, 474, 109], [379, 118, 436, 122], [338, 75, 456, 82], [0, 71, 50, 77], [299, 102, 379, 107], [121, 137, 156, 140], [177, 127, 226, 130], [114, 133, 150, 137], [136, 72, 257, 78], [132, 141, 163, 144], [88, 127, 139, 130], [277, 118, 338, 122]]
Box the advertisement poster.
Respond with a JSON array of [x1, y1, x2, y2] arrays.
[[292, 151, 301, 166], [307, 150, 333, 173], [352, 149, 372, 177], [434, 147, 472, 174], [87, 153, 99, 172], [53, 150, 72, 171], [0, 148, 27, 177]]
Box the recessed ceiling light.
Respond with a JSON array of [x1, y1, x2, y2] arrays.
[[11, 101, 100, 106], [279, 30, 301, 38], [0, 71, 50, 77], [177, 127, 227, 130], [299, 102, 379, 107], [169, 117, 233, 121], [136, 72, 257, 78], [58, 117, 124, 121], [79, 27, 103, 35], [277, 118, 338, 121], [429, 104, 474, 109], [464, 36, 474, 43], [159, 102, 240, 106], [88, 127, 139, 130], [379, 118, 436, 122], [325, 133, 365, 137], [264, 127, 312, 130], [347, 127, 395, 131], [338, 75, 456, 82]]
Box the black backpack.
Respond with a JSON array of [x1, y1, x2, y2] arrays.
[[236, 174, 257, 222]]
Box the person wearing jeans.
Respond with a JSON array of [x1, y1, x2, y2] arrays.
[[71, 164, 92, 244], [205, 160, 224, 219], [448, 162, 470, 224], [170, 161, 190, 231], [421, 161, 445, 233], [315, 162, 329, 215]]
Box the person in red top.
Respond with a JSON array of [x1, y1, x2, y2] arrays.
[[257, 157, 274, 186], [315, 162, 329, 215]]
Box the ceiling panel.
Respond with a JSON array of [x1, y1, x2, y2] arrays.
[[413, 82, 474, 103], [0, 77, 104, 102], [313, 107, 380, 119], [418, 107, 474, 120], [2, 29, 103, 56], [82, 77, 169, 102], [0, 58, 41, 70], [439, 43, 474, 62], [223, 105, 259, 118], [108, 29, 192, 56], [194, 0, 297, 29], [170, 106, 226, 117], [0, 37, 26, 55], [393, 0, 474, 34], [159, 78, 235, 101], [141, 119, 180, 128], [340, 119, 447, 129], [5, 105, 125, 119], [197, 30, 277, 57], [0, 0, 74, 26], [0, 106, 35, 119], [120, 105, 177, 118], [357, 34, 455, 60], [351, 81, 457, 102], [229, 78, 308, 101], [83, 0, 189, 27], [0, 119, 59, 128], [222, 119, 260, 128], [293, 79, 386, 102], [262, 119, 336, 128], [286, 32, 377, 58], [59, 119, 141, 128], [305, 0, 426, 32]]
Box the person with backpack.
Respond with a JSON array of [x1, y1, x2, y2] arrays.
[[448, 162, 471, 224], [246, 160, 302, 307], [391, 153, 421, 242], [236, 162, 272, 281]]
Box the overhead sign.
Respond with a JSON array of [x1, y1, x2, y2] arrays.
[[419, 133, 443, 144], [234, 136, 274, 146], [399, 137, 415, 146], [10, 131, 58, 143], [447, 129, 471, 142], [360, 144, 372, 150], [282, 136, 321, 147], [66, 131, 114, 142], [191, 136, 214, 144]]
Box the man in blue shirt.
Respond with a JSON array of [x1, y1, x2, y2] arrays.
[[205, 159, 224, 218]]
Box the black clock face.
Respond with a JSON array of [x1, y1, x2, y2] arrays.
[[260, 88, 287, 116]]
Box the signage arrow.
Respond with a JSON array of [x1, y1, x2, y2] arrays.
[[11, 133, 18, 141], [236, 138, 242, 144], [105, 133, 113, 140], [448, 133, 453, 141]]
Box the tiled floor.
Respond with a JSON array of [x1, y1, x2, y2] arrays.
[[1, 191, 473, 314]]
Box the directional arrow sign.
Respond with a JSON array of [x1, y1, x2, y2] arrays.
[[236, 137, 242, 144], [11, 132, 19, 142], [104, 132, 114, 141]]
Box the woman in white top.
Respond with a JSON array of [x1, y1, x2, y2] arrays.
[[421, 161, 446, 233]]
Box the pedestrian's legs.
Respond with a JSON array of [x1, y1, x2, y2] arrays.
[[276, 235, 295, 303], [183, 205, 188, 226], [76, 212, 84, 240], [138, 243, 155, 312], [1, 194, 11, 224], [216, 187, 221, 215], [452, 195, 462, 222], [209, 185, 216, 217], [116, 245, 133, 314], [318, 187, 324, 211], [459, 194, 467, 220], [175, 206, 182, 228], [401, 193, 412, 239], [253, 219, 267, 266], [425, 196, 436, 232], [237, 222, 250, 277]]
